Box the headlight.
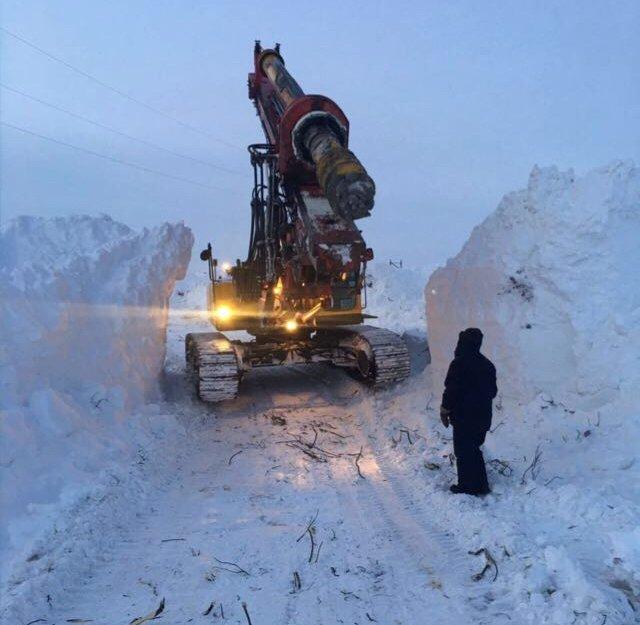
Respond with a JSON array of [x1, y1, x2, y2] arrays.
[[214, 305, 232, 320], [284, 319, 298, 332]]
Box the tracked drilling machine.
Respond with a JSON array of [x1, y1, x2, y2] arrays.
[[186, 42, 410, 401]]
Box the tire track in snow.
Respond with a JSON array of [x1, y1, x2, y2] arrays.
[[329, 390, 485, 624], [271, 366, 481, 625], [18, 363, 487, 625]]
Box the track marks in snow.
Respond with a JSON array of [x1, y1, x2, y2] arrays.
[[16, 365, 487, 625]]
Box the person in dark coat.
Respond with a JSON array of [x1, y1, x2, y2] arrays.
[[440, 328, 497, 495]]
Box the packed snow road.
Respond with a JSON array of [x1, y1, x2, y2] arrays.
[[34, 349, 493, 625]]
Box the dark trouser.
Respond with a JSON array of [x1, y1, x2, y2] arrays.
[[452, 427, 489, 493]]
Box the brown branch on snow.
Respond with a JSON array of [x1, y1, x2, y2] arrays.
[[242, 602, 253, 625], [399, 428, 413, 445], [285, 441, 327, 463], [212, 557, 250, 576], [310, 443, 341, 458], [521, 444, 543, 484], [203, 601, 215, 616], [354, 446, 365, 479], [292, 570, 301, 593], [297, 510, 320, 563], [129, 597, 165, 625], [307, 424, 319, 448], [296, 510, 319, 542], [137, 578, 159, 596], [317, 425, 351, 439], [228, 450, 244, 465], [306, 526, 317, 563], [469, 548, 498, 582], [488, 458, 513, 477]]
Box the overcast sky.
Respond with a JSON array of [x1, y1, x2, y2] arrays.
[[1, 1, 638, 270]]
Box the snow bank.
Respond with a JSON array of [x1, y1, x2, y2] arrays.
[[419, 161, 640, 623], [365, 262, 429, 335], [0, 215, 193, 571], [426, 161, 640, 410]]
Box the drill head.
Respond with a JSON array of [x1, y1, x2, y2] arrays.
[[302, 123, 375, 221]]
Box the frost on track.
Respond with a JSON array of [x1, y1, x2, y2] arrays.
[[0, 215, 193, 570]]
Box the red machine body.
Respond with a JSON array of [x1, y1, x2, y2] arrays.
[[237, 42, 376, 322]]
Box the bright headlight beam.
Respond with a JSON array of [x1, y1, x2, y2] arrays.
[[215, 305, 232, 320], [284, 319, 298, 332]]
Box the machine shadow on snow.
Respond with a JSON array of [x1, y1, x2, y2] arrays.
[[402, 330, 430, 375]]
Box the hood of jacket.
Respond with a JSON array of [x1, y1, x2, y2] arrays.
[[454, 327, 483, 357]]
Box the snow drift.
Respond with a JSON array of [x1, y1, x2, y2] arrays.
[[365, 263, 429, 335], [0, 215, 193, 570], [421, 162, 640, 623], [426, 161, 640, 410]]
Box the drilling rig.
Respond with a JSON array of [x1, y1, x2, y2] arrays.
[[186, 42, 410, 402]]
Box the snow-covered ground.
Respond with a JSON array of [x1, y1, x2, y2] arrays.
[[1, 163, 639, 625]]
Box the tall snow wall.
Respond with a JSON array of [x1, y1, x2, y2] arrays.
[[0, 215, 193, 563], [0, 215, 193, 407], [426, 161, 639, 411]]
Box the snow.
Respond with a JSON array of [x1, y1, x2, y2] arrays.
[[426, 161, 640, 409], [365, 262, 429, 335], [2, 163, 639, 625], [422, 161, 640, 623], [0, 215, 193, 583]]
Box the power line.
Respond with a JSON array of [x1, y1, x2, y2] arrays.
[[1, 121, 228, 192], [0, 26, 244, 151], [1, 83, 241, 175]]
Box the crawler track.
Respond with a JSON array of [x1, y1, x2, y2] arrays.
[[185, 332, 240, 402], [339, 325, 411, 388]]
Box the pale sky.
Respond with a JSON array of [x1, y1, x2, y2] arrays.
[[1, 1, 638, 270]]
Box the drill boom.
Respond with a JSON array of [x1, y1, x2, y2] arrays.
[[250, 45, 375, 220]]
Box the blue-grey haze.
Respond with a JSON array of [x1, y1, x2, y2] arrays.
[[1, 0, 638, 270]]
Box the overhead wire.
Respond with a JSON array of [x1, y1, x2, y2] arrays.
[[0, 26, 244, 151], [1, 121, 228, 192], [0, 83, 240, 175]]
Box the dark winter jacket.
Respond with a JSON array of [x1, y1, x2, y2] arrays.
[[442, 328, 498, 433]]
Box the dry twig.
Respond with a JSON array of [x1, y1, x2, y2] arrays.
[[228, 450, 244, 465], [292, 570, 301, 592], [212, 557, 250, 576], [469, 548, 498, 582], [242, 602, 253, 625], [354, 446, 365, 479], [297, 510, 320, 563], [488, 458, 512, 477], [521, 444, 543, 484], [203, 601, 215, 616], [129, 598, 165, 625]]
